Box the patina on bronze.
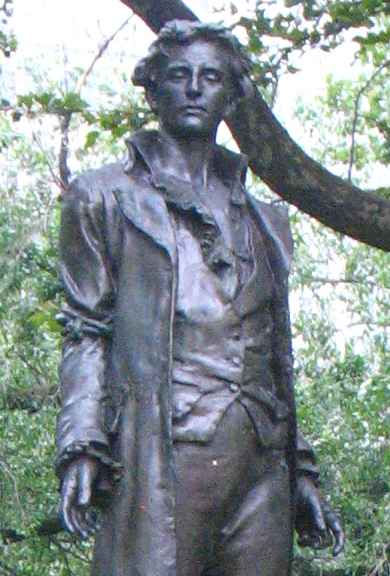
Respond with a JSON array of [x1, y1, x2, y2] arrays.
[[56, 21, 344, 576]]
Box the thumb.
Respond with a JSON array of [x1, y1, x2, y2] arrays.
[[78, 459, 97, 507]]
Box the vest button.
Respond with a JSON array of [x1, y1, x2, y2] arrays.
[[229, 383, 239, 393], [232, 356, 241, 366]]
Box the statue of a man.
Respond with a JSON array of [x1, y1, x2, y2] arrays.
[[56, 21, 344, 576]]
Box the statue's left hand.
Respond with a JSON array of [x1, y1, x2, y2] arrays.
[[295, 475, 345, 557]]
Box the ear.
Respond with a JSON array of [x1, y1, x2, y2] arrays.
[[239, 75, 255, 100], [224, 77, 254, 118], [223, 94, 239, 119]]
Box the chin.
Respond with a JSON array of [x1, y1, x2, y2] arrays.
[[169, 121, 215, 140]]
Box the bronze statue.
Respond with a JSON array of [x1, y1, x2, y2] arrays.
[[56, 21, 344, 576]]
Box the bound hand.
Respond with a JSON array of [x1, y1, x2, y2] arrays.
[[60, 455, 99, 539]]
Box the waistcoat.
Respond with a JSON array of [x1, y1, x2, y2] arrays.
[[167, 174, 290, 449]]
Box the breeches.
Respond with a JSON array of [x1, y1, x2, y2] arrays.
[[174, 401, 293, 576]]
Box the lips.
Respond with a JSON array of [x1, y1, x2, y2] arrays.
[[181, 105, 207, 113]]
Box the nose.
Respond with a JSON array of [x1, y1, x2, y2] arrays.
[[186, 74, 202, 98]]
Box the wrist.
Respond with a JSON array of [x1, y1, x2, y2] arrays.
[[56, 441, 120, 480]]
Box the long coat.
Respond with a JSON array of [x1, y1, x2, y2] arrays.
[[56, 130, 317, 576]]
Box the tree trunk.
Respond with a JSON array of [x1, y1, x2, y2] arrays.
[[120, 0, 390, 251]]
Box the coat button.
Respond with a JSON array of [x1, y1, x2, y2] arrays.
[[232, 356, 241, 367], [229, 383, 239, 393]]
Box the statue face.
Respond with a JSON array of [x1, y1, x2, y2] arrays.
[[148, 39, 236, 140]]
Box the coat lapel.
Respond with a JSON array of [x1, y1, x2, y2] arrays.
[[246, 195, 293, 275], [113, 178, 176, 263], [113, 130, 293, 282], [112, 132, 176, 262], [233, 222, 276, 317], [114, 130, 247, 267]]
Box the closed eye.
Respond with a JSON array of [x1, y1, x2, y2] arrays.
[[203, 69, 223, 83], [167, 66, 190, 81]]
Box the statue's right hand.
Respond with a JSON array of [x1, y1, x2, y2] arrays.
[[60, 455, 99, 539]]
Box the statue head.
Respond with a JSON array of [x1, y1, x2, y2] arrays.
[[132, 20, 252, 139], [133, 20, 252, 99]]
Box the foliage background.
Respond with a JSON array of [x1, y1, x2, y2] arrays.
[[0, 1, 389, 574]]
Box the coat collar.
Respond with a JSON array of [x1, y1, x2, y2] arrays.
[[117, 130, 291, 276], [116, 129, 249, 264], [124, 129, 248, 207]]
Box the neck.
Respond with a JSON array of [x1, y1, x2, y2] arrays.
[[159, 127, 216, 187]]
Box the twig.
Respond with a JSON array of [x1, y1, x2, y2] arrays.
[[303, 275, 377, 288], [348, 59, 390, 182], [59, 111, 72, 189], [76, 16, 133, 94], [59, 15, 133, 191], [49, 538, 77, 575], [348, 320, 390, 329], [32, 131, 64, 191], [14, 350, 46, 389], [0, 459, 26, 525]]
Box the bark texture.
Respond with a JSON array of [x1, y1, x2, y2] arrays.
[[120, 0, 390, 251]]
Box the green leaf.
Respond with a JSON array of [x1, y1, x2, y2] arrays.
[[85, 130, 100, 149]]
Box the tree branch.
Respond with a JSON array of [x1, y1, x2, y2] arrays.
[[57, 16, 134, 189], [76, 15, 133, 93], [119, 0, 390, 252], [119, 0, 196, 33]]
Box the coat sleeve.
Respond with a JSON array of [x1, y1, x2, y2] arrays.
[[55, 174, 118, 479], [273, 267, 319, 481], [248, 196, 319, 480]]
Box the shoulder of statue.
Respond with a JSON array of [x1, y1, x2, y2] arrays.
[[213, 144, 248, 187], [246, 194, 293, 273], [248, 195, 290, 227], [65, 161, 129, 205]]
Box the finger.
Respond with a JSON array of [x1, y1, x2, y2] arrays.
[[323, 507, 345, 556], [333, 537, 345, 557], [78, 458, 98, 507], [79, 508, 98, 539], [78, 468, 93, 508], [84, 509, 98, 533], [297, 532, 315, 548], [70, 505, 90, 540], [75, 467, 95, 539], [61, 499, 75, 535], [310, 496, 327, 534], [70, 508, 84, 539], [313, 531, 331, 550], [60, 471, 78, 534], [79, 510, 96, 539], [331, 522, 345, 556], [298, 531, 326, 550]]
